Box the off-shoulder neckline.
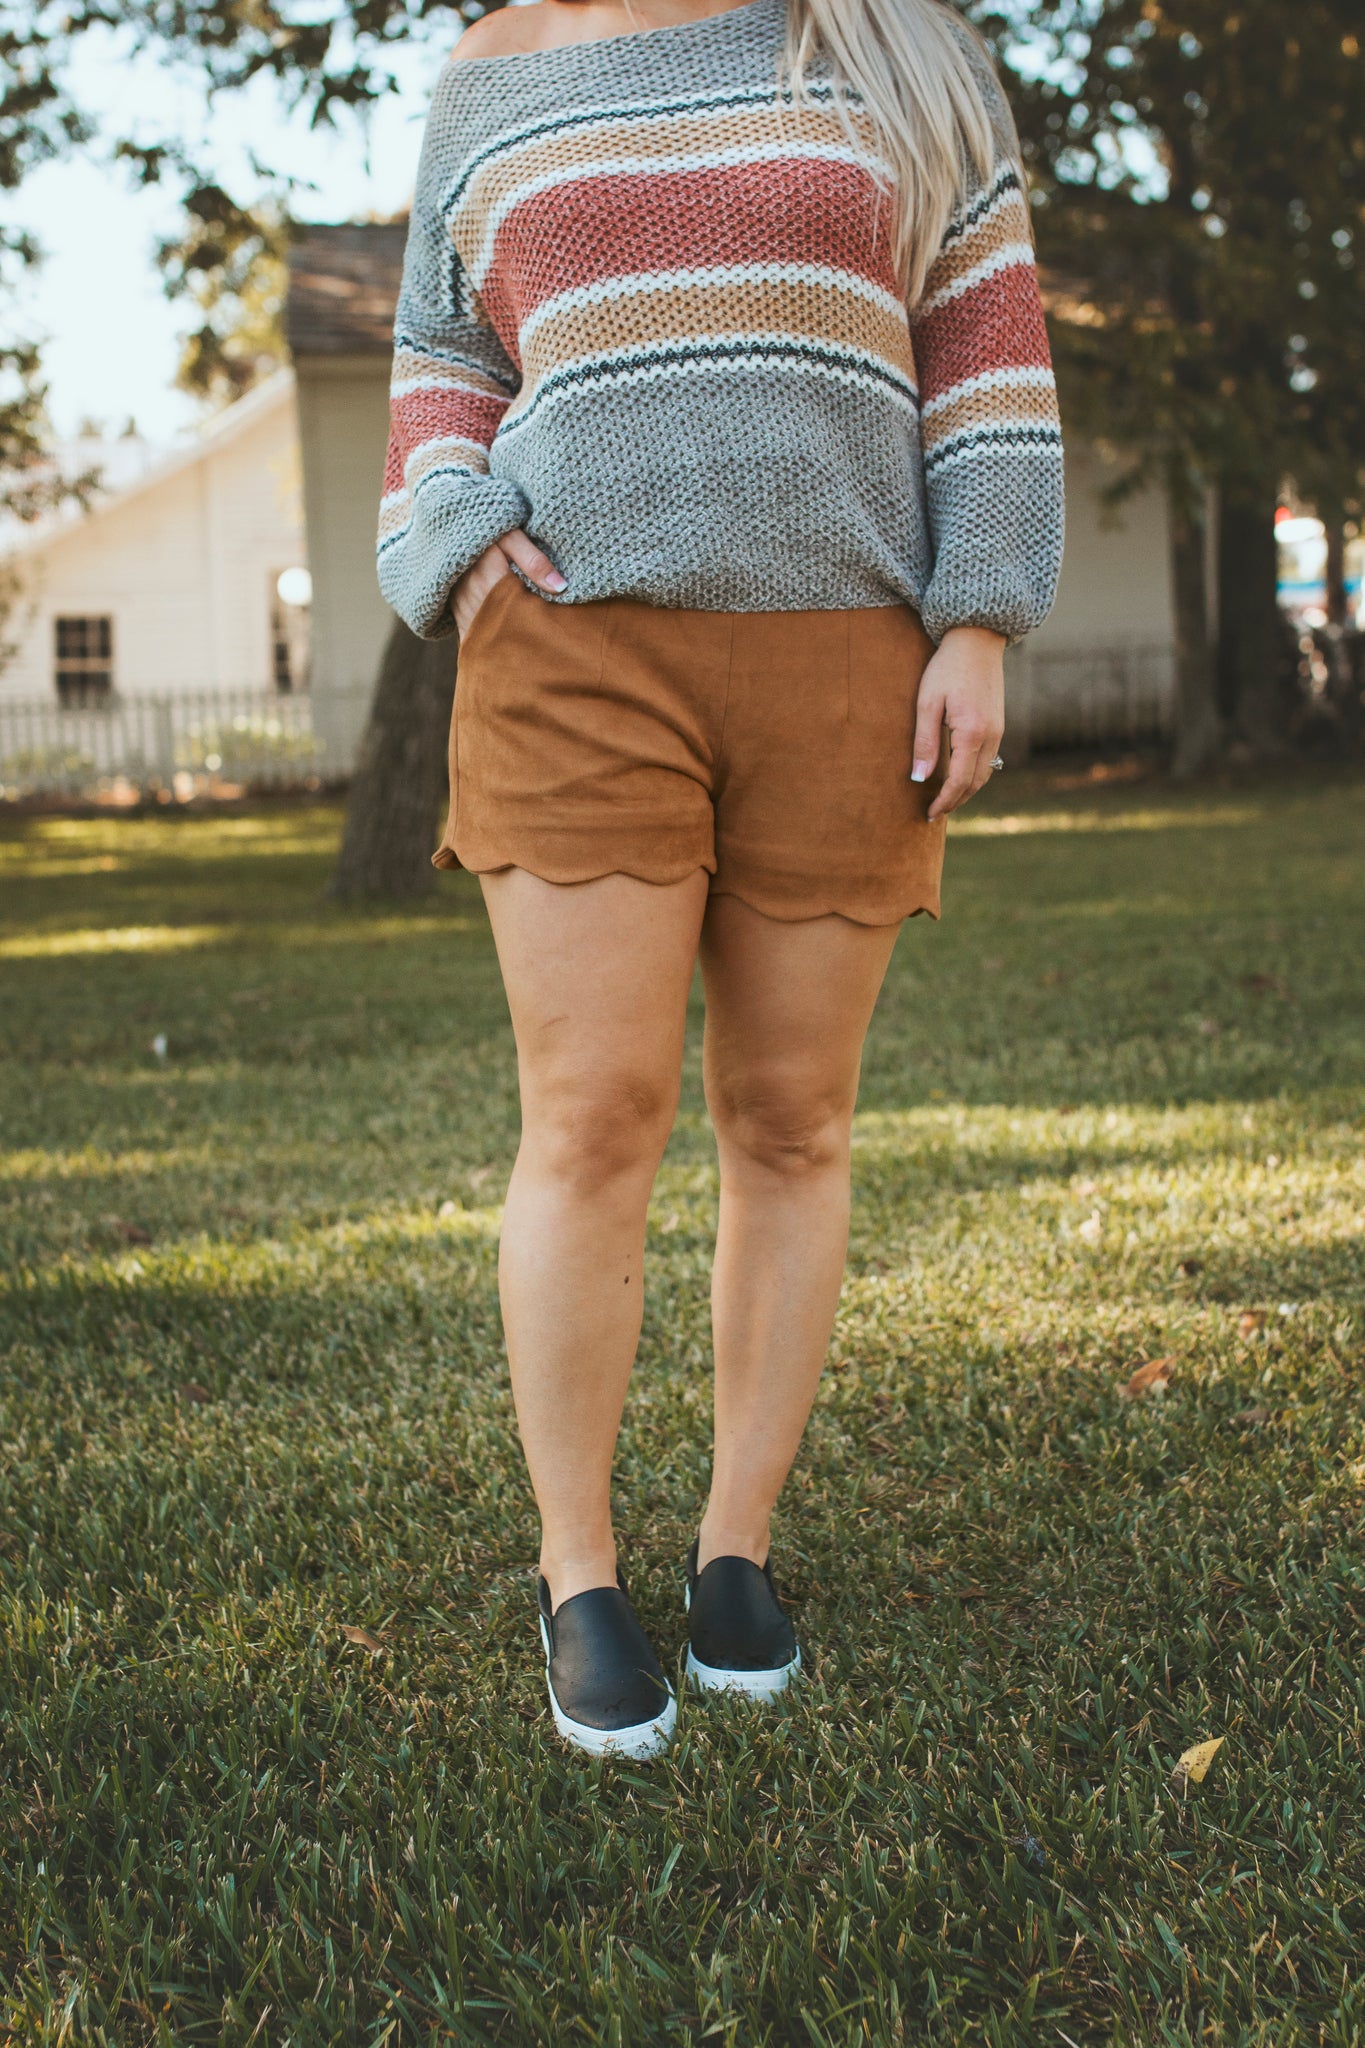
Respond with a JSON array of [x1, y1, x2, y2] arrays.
[[441, 0, 781, 75]]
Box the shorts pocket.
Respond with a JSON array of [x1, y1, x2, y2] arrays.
[[457, 570, 519, 661]]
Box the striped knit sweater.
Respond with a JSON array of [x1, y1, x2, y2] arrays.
[[377, 0, 1064, 643]]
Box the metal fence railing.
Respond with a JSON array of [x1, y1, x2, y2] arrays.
[[1011, 641, 1176, 750], [0, 685, 373, 801]]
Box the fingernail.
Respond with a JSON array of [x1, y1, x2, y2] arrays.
[[545, 569, 567, 591], [911, 762, 929, 784]]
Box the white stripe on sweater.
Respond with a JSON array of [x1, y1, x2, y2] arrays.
[[391, 375, 515, 404], [399, 433, 491, 477], [916, 245, 1036, 319], [921, 365, 1057, 420]]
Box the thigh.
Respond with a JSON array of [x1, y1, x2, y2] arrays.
[[482, 867, 710, 1101], [699, 894, 900, 1109]]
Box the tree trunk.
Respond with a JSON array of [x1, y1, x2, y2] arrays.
[[328, 618, 456, 900], [1217, 476, 1284, 755], [1169, 467, 1221, 779], [1319, 500, 1356, 730]]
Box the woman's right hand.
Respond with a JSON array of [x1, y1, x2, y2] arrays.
[[453, 529, 567, 638]]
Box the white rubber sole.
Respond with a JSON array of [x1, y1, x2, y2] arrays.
[[683, 1581, 800, 1700], [685, 1644, 802, 1700], [539, 1616, 677, 1759]]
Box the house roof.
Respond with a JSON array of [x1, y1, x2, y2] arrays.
[[286, 224, 407, 356], [2, 368, 298, 564]]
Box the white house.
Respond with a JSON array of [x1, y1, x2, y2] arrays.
[[0, 370, 309, 705], [286, 223, 408, 767], [1012, 443, 1182, 748]]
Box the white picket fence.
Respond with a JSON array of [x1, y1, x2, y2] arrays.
[[1012, 641, 1176, 750], [0, 685, 373, 801]]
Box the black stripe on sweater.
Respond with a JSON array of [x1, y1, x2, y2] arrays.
[[499, 334, 918, 430]]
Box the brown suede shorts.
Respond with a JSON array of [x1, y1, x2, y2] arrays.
[[434, 573, 948, 925]]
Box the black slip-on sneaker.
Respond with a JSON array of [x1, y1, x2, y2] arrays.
[[537, 1573, 677, 1759], [684, 1539, 801, 1699]]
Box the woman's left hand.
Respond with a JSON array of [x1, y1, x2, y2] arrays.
[[910, 625, 1007, 822]]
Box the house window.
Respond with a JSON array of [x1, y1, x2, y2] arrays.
[[270, 567, 312, 694], [54, 615, 114, 706], [270, 602, 296, 692]]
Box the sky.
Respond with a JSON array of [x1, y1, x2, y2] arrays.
[[10, 22, 451, 445]]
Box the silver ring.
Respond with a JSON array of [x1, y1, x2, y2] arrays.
[[990, 754, 1005, 772]]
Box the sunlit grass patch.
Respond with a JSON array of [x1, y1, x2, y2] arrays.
[[0, 806, 344, 871], [0, 922, 230, 958], [2, 771, 1364, 2045], [954, 799, 1264, 836]]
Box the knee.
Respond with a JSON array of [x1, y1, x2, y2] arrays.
[[709, 1075, 852, 1180], [528, 1068, 678, 1194]]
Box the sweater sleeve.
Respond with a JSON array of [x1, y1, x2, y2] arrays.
[[376, 73, 532, 641], [909, 130, 1064, 646]]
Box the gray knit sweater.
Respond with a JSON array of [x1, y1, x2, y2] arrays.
[[378, 0, 1064, 641]]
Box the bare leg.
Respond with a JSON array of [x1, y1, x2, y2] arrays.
[[480, 867, 709, 1607], [697, 896, 901, 1570]]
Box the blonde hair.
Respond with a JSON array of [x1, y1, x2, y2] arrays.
[[782, 0, 1014, 303]]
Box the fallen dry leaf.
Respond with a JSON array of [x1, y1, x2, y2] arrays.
[[1238, 1309, 1267, 1339], [1171, 1736, 1225, 1791], [1122, 1356, 1175, 1399], [179, 1382, 211, 1406], [1243, 970, 1290, 998], [112, 1219, 153, 1246], [341, 1625, 386, 1653], [1233, 1406, 1270, 1428]]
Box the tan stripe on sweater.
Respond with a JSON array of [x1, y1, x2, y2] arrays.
[[921, 376, 1059, 449], [516, 273, 915, 398]]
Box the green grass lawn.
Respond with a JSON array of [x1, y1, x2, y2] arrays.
[[2, 770, 1363, 2046]]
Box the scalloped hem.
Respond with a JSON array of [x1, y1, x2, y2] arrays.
[[433, 845, 939, 924], [435, 843, 715, 888], [708, 885, 939, 927]]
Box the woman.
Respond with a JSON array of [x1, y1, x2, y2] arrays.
[[379, 0, 1063, 1757]]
